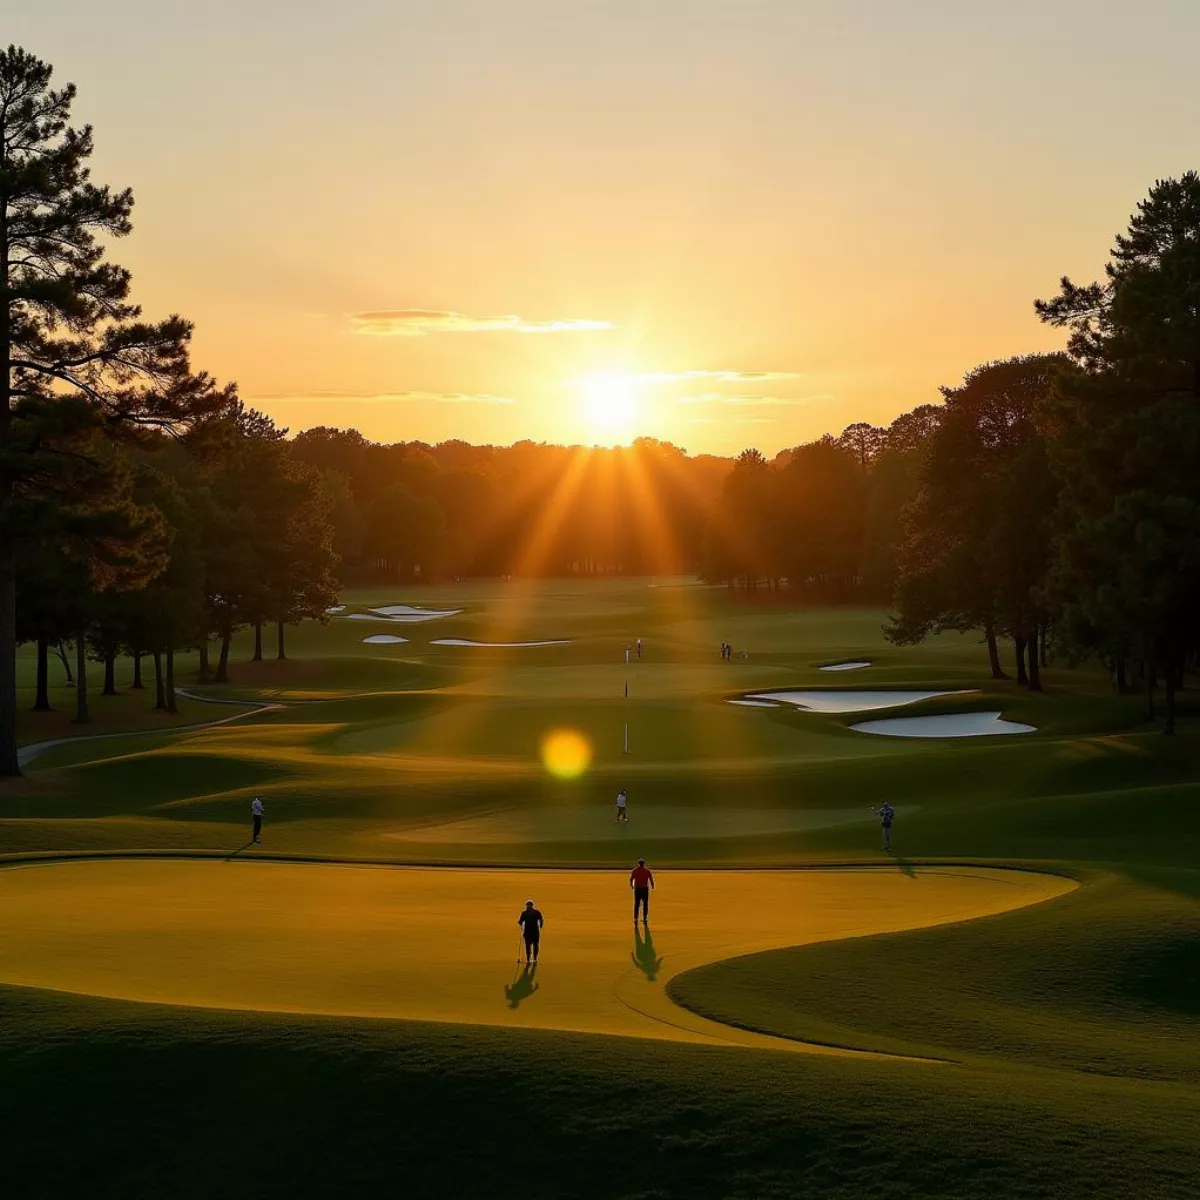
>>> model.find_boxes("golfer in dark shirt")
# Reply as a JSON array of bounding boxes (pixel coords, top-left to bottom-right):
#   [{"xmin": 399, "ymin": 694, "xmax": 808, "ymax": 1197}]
[{"xmin": 518, "ymin": 900, "xmax": 543, "ymax": 963}]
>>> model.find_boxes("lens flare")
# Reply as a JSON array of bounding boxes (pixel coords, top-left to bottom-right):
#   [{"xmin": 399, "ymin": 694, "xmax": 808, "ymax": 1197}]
[{"xmin": 541, "ymin": 728, "xmax": 592, "ymax": 779}]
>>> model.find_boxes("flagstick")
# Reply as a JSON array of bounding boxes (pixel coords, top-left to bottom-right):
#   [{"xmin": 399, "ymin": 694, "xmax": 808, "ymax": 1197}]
[{"xmin": 623, "ymin": 675, "xmax": 630, "ymax": 753}]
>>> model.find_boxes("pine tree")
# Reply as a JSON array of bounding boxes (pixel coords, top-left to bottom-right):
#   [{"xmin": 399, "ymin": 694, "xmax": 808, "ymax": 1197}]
[
  {"xmin": 1, "ymin": 46, "xmax": 213, "ymax": 772},
  {"xmin": 1038, "ymin": 173, "xmax": 1200, "ymax": 731}
]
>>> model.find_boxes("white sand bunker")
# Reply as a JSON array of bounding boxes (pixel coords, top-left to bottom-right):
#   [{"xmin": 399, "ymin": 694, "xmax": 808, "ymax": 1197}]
[
  {"xmin": 851, "ymin": 711, "xmax": 1036, "ymax": 738},
  {"xmin": 431, "ymin": 638, "xmax": 570, "ymax": 648},
  {"xmin": 362, "ymin": 634, "xmax": 408, "ymax": 645},
  {"xmin": 326, "ymin": 604, "xmax": 345, "ymax": 614},
  {"xmin": 819, "ymin": 660, "xmax": 871, "ymax": 672},
  {"xmin": 748, "ymin": 689, "xmax": 973, "ymax": 714},
  {"xmin": 372, "ymin": 605, "xmax": 461, "ymax": 618},
  {"xmin": 728, "ymin": 699, "xmax": 781, "ymax": 709},
  {"xmin": 346, "ymin": 606, "xmax": 462, "ymax": 624}
]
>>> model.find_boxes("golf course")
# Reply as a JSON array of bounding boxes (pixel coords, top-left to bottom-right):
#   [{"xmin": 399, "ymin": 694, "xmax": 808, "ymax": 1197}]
[{"xmin": 3, "ymin": 578, "xmax": 1198, "ymax": 1198}]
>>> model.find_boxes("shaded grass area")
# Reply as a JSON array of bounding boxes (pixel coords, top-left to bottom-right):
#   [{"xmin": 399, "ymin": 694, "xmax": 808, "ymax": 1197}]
[
  {"xmin": 2, "ymin": 985, "xmax": 1197, "ymax": 1200},
  {"xmin": 670, "ymin": 867, "xmax": 1200, "ymax": 1082}
]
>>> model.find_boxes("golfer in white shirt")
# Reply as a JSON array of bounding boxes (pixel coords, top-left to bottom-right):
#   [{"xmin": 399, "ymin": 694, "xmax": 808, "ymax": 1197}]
[{"xmin": 251, "ymin": 797, "xmax": 264, "ymax": 843}]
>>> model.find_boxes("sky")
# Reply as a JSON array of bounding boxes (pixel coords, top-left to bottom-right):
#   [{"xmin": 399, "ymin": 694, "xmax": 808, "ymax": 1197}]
[{"xmin": 10, "ymin": 1, "xmax": 1200, "ymax": 454}]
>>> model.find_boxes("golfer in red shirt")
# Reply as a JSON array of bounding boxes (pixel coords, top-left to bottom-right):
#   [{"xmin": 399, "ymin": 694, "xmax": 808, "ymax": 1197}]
[{"xmin": 629, "ymin": 858, "xmax": 654, "ymax": 924}]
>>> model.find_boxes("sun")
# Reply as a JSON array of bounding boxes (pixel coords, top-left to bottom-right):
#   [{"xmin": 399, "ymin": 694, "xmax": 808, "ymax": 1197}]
[{"xmin": 580, "ymin": 373, "xmax": 639, "ymax": 442}]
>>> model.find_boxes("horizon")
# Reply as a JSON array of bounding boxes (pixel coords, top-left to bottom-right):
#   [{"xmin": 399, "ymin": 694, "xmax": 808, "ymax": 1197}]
[{"xmin": 10, "ymin": 1, "xmax": 1200, "ymax": 454}]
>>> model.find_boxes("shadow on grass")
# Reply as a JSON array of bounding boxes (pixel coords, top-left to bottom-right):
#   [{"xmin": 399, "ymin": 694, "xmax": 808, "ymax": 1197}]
[
  {"xmin": 893, "ymin": 855, "xmax": 917, "ymax": 878},
  {"xmin": 632, "ymin": 926, "xmax": 665, "ymax": 981},
  {"xmin": 504, "ymin": 963, "xmax": 539, "ymax": 1009}
]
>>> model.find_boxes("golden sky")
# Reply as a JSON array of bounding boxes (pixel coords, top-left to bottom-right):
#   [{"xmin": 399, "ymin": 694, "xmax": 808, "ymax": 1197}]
[{"xmin": 13, "ymin": 1, "xmax": 1200, "ymax": 453}]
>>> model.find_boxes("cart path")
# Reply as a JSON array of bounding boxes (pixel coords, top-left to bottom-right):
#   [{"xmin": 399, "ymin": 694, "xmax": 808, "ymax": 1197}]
[{"xmin": 17, "ymin": 690, "xmax": 281, "ymax": 767}]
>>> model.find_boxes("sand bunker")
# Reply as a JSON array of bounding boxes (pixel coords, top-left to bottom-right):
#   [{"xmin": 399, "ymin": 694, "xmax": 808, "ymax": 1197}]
[
  {"xmin": 0, "ymin": 859, "xmax": 1072, "ymax": 1057},
  {"xmin": 432, "ymin": 638, "xmax": 571, "ymax": 648},
  {"xmin": 819, "ymin": 661, "xmax": 871, "ymax": 672},
  {"xmin": 346, "ymin": 609, "xmax": 462, "ymax": 624},
  {"xmin": 727, "ymin": 699, "xmax": 781, "ymax": 709},
  {"xmin": 326, "ymin": 604, "xmax": 345, "ymax": 614},
  {"xmin": 362, "ymin": 634, "xmax": 408, "ymax": 645},
  {"xmin": 372, "ymin": 605, "xmax": 462, "ymax": 619},
  {"xmin": 343, "ymin": 605, "xmax": 462, "ymax": 625},
  {"xmin": 748, "ymin": 689, "xmax": 972, "ymax": 714},
  {"xmin": 851, "ymin": 711, "xmax": 1036, "ymax": 738}
]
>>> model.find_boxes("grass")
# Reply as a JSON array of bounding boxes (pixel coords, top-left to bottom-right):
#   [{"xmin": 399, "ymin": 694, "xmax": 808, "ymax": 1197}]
[{"xmin": 2, "ymin": 576, "xmax": 1198, "ymax": 1197}]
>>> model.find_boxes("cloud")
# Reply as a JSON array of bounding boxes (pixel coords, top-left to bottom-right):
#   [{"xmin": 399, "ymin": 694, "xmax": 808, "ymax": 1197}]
[
  {"xmin": 350, "ymin": 309, "xmax": 613, "ymax": 336},
  {"xmin": 637, "ymin": 369, "xmax": 799, "ymax": 384},
  {"xmin": 676, "ymin": 393, "xmax": 834, "ymax": 407},
  {"xmin": 249, "ymin": 389, "xmax": 516, "ymax": 405}
]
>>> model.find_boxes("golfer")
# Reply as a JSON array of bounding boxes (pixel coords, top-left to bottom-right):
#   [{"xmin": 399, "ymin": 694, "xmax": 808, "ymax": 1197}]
[
  {"xmin": 630, "ymin": 858, "xmax": 654, "ymax": 924},
  {"xmin": 872, "ymin": 802, "xmax": 895, "ymax": 851},
  {"xmin": 518, "ymin": 899, "xmax": 543, "ymax": 964},
  {"xmin": 616, "ymin": 787, "xmax": 629, "ymax": 823},
  {"xmin": 636, "ymin": 637, "xmax": 643, "ymax": 659},
  {"xmin": 251, "ymin": 796, "xmax": 264, "ymax": 843}
]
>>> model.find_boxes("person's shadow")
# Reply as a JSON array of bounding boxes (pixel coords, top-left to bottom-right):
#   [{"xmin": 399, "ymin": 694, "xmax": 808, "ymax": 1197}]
[
  {"xmin": 226, "ymin": 838, "xmax": 256, "ymax": 860},
  {"xmin": 504, "ymin": 963, "xmax": 539, "ymax": 1009},
  {"xmin": 631, "ymin": 925, "xmax": 665, "ymax": 981}
]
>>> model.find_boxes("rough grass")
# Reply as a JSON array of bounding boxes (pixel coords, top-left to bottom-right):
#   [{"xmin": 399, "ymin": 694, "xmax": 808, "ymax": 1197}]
[{"xmin": 3, "ymin": 987, "xmax": 1197, "ymax": 1200}]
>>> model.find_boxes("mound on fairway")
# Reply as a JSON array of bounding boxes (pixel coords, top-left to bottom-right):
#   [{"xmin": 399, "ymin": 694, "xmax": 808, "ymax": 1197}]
[
  {"xmin": 747, "ymin": 689, "xmax": 972, "ymax": 713},
  {"xmin": 0, "ymin": 859, "xmax": 1072, "ymax": 1055},
  {"xmin": 851, "ymin": 712, "xmax": 1036, "ymax": 738}
]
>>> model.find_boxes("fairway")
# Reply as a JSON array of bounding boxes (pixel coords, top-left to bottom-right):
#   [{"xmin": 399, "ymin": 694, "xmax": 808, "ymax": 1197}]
[{"xmin": 0, "ymin": 858, "xmax": 1072, "ymax": 1054}]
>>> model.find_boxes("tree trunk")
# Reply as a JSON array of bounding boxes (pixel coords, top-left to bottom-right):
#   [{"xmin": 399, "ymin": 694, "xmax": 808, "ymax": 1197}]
[
  {"xmin": 0, "ymin": 342, "xmax": 20, "ymax": 772},
  {"xmin": 132, "ymin": 647, "xmax": 144, "ymax": 690},
  {"xmin": 57, "ymin": 640, "xmax": 74, "ymax": 685},
  {"xmin": 73, "ymin": 634, "xmax": 89, "ymax": 724},
  {"xmin": 1147, "ymin": 660, "xmax": 1156, "ymax": 722},
  {"xmin": 1114, "ymin": 657, "xmax": 1128, "ymax": 694},
  {"xmin": 33, "ymin": 636, "xmax": 51, "ymax": 711},
  {"xmin": 166, "ymin": 639, "xmax": 178, "ymax": 714},
  {"xmin": 153, "ymin": 649, "xmax": 166, "ymax": 710},
  {"xmin": 216, "ymin": 632, "xmax": 231, "ymax": 683},
  {"xmin": 253, "ymin": 620, "xmax": 263, "ymax": 662},
  {"xmin": 1027, "ymin": 628, "xmax": 1042, "ymax": 692},
  {"xmin": 198, "ymin": 639, "xmax": 211, "ymax": 683},
  {"xmin": 276, "ymin": 620, "xmax": 286, "ymax": 660},
  {"xmin": 102, "ymin": 649, "xmax": 117, "ymax": 696},
  {"xmin": 985, "ymin": 620, "xmax": 1007, "ymax": 680},
  {"xmin": 1039, "ymin": 625, "xmax": 1049, "ymax": 669},
  {"xmin": 1164, "ymin": 667, "xmax": 1176, "ymax": 736},
  {"xmin": 1014, "ymin": 637, "xmax": 1028, "ymax": 687}
]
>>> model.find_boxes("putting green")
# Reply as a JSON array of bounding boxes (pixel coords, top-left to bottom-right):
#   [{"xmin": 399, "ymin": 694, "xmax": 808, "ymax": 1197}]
[{"xmin": 0, "ymin": 859, "xmax": 1073, "ymax": 1057}]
